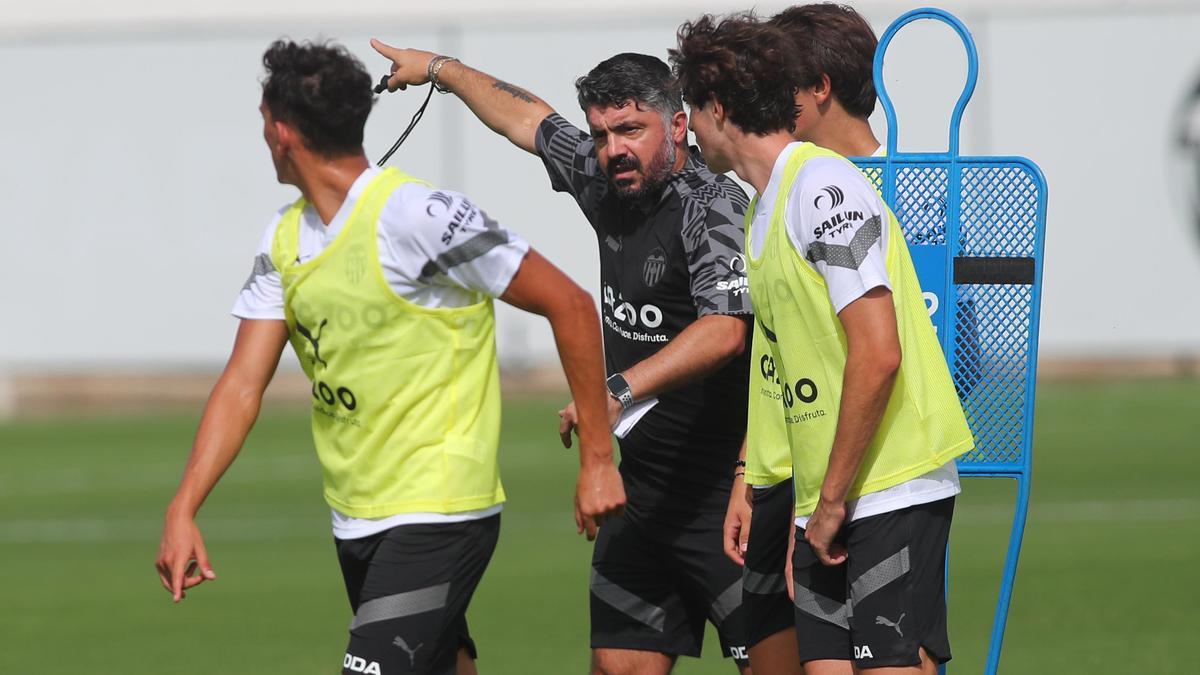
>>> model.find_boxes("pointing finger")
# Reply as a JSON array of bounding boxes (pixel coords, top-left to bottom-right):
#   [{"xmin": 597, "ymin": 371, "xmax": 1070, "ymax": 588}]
[{"xmin": 369, "ymin": 38, "xmax": 397, "ymax": 59}]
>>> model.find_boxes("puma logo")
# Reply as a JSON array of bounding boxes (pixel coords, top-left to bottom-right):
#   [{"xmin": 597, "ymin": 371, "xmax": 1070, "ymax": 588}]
[
  {"xmin": 392, "ymin": 636, "xmax": 424, "ymax": 667},
  {"xmin": 875, "ymin": 612, "xmax": 906, "ymax": 637},
  {"xmin": 295, "ymin": 318, "xmax": 328, "ymax": 368}
]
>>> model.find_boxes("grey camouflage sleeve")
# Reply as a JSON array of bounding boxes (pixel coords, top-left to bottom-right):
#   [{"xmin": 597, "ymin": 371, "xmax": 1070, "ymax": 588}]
[
  {"xmin": 534, "ymin": 113, "xmax": 607, "ymax": 214},
  {"xmin": 682, "ymin": 192, "xmax": 753, "ymax": 317}
]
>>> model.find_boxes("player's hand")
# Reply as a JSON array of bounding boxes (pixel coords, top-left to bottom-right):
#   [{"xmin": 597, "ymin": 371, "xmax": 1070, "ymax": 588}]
[
  {"xmin": 156, "ymin": 514, "xmax": 216, "ymax": 603},
  {"xmin": 722, "ymin": 474, "xmax": 752, "ymax": 565},
  {"xmin": 605, "ymin": 395, "xmax": 622, "ymax": 429},
  {"xmin": 558, "ymin": 400, "xmax": 579, "ymax": 448},
  {"xmin": 574, "ymin": 459, "xmax": 625, "ymax": 541},
  {"xmin": 804, "ymin": 499, "xmax": 848, "ymax": 566},
  {"xmin": 369, "ymin": 39, "xmax": 438, "ymax": 93}
]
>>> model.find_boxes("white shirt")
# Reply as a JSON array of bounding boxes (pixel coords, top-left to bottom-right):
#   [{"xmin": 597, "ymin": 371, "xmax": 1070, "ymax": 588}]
[
  {"xmin": 750, "ymin": 143, "xmax": 960, "ymax": 526},
  {"xmin": 233, "ymin": 167, "xmax": 530, "ymax": 539}
]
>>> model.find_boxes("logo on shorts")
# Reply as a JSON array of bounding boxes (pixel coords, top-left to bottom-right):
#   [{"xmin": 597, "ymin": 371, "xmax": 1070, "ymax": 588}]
[
  {"xmin": 343, "ymin": 653, "xmax": 382, "ymax": 675},
  {"xmin": 295, "ymin": 318, "xmax": 328, "ymax": 368},
  {"xmin": 392, "ymin": 636, "xmax": 424, "ymax": 667},
  {"xmin": 876, "ymin": 612, "xmax": 906, "ymax": 637},
  {"xmin": 643, "ymin": 247, "xmax": 666, "ymax": 287},
  {"xmin": 854, "ymin": 644, "xmax": 875, "ymax": 660},
  {"xmin": 814, "ymin": 184, "xmax": 845, "ymax": 210}
]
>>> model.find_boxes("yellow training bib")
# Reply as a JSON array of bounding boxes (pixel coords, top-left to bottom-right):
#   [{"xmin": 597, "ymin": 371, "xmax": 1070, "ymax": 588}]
[
  {"xmin": 744, "ymin": 194, "xmax": 793, "ymax": 487},
  {"xmin": 745, "ymin": 144, "xmax": 973, "ymax": 516},
  {"xmin": 271, "ymin": 168, "xmax": 505, "ymax": 518}
]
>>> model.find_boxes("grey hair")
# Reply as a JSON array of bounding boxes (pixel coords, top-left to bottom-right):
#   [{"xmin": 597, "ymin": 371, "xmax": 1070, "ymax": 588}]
[{"xmin": 574, "ymin": 52, "xmax": 684, "ymax": 118}]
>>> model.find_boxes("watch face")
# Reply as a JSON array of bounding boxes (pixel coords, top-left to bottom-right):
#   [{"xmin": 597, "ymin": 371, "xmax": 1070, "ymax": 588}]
[{"xmin": 607, "ymin": 374, "xmax": 628, "ymax": 393}]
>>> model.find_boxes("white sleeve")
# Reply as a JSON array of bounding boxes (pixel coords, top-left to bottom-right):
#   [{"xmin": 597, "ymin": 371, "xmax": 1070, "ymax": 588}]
[
  {"xmin": 785, "ymin": 158, "xmax": 892, "ymax": 313},
  {"xmin": 231, "ymin": 211, "xmax": 286, "ymax": 320},
  {"xmin": 379, "ymin": 184, "xmax": 530, "ymax": 299}
]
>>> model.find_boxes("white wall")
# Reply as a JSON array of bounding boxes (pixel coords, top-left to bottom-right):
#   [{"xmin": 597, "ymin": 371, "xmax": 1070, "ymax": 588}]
[{"xmin": 2, "ymin": 3, "xmax": 1198, "ymax": 372}]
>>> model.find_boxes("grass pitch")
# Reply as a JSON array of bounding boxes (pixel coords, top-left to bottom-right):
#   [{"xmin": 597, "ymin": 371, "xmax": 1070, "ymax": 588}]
[{"xmin": 1, "ymin": 379, "xmax": 1197, "ymax": 674}]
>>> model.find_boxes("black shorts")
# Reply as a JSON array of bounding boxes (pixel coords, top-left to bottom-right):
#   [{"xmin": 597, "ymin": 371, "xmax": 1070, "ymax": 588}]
[
  {"xmin": 335, "ymin": 515, "xmax": 500, "ymax": 675},
  {"xmin": 590, "ymin": 511, "xmax": 748, "ymax": 663},
  {"xmin": 742, "ymin": 478, "xmax": 795, "ymax": 648},
  {"xmin": 791, "ymin": 497, "xmax": 954, "ymax": 668}
]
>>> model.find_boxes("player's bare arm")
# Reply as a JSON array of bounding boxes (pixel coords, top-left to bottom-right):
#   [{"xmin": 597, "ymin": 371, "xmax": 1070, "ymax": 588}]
[
  {"xmin": 499, "ymin": 248, "xmax": 625, "ymax": 541},
  {"xmin": 804, "ymin": 287, "xmax": 901, "ymax": 566},
  {"xmin": 371, "ymin": 39, "xmax": 553, "ymax": 154},
  {"xmin": 156, "ymin": 318, "xmax": 289, "ymax": 602},
  {"xmin": 722, "ymin": 437, "xmax": 752, "ymax": 565}
]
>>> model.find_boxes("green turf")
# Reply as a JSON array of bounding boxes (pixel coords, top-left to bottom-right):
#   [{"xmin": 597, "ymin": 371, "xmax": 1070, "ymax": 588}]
[{"xmin": 1, "ymin": 379, "xmax": 1197, "ymax": 674}]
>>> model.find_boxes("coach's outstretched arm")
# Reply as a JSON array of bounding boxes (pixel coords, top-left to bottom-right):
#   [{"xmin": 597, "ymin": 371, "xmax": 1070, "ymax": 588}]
[
  {"xmin": 558, "ymin": 313, "xmax": 750, "ymax": 442},
  {"xmin": 156, "ymin": 319, "xmax": 289, "ymax": 602},
  {"xmin": 499, "ymin": 249, "xmax": 625, "ymax": 541},
  {"xmin": 371, "ymin": 39, "xmax": 553, "ymax": 154}
]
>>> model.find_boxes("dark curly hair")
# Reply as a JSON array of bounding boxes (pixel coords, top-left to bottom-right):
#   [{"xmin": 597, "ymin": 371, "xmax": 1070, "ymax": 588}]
[
  {"xmin": 670, "ymin": 14, "xmax": 801, "ymax": 135},
  {"xmin": 771, "ymin": 4, "xmax": 878, "ymax": 119},
  {"xmin": 574, "ymin": 53, "xmax": 683, "ymax": 117},
  {"xmin": 261, "ymin": 40, "xmax": 373, "ymax": 157}
]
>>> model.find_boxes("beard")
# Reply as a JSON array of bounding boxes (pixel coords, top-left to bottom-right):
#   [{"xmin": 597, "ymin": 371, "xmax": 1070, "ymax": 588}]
[{"xmin": 608, "ymin": 138, "xmax": 677, "ymax": 204}]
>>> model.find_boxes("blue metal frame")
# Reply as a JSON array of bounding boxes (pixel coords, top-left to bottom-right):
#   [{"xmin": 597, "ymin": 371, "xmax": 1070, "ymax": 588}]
[{"xmin": 850, "ymin": 8, "xmax": 1048, "ymax": 674}]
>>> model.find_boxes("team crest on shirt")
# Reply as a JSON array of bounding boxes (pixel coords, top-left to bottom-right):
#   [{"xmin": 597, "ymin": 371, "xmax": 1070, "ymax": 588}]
[
  {"xmin": 643, "ymin": 247, "xmax": 666, "ymax": 287},
  {"xmin": 344, "ymin": 245, "xmax": 367, "ymax": 285}
]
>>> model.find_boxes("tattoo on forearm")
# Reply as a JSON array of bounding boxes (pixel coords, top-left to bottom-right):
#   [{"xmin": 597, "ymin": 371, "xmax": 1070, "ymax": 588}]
[{"xmin": 493, "ymin": 81, "xmax": 536, "ymax": 103}]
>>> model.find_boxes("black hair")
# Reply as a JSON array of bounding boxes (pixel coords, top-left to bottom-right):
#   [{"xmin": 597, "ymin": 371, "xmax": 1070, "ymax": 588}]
[{"xmin": 261, "ymin": 40, "xmax": 373, "ymax": 157}]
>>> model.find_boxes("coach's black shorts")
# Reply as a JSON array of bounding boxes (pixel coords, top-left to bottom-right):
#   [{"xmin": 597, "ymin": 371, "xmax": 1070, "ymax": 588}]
[
  {"xmin": 590, "ymin": 511, "xmax": 748, "ymax": 664},
  {"xmin": 792, "ymin": 497, "xmax": 954, "ymax": 668},
  {"xmin": 742, "ymin": 478, "xmax": 795, "ymax": 648},
  {"xmin": 335, "ymin": 515, "xmax": 500, "ymax": 675}
]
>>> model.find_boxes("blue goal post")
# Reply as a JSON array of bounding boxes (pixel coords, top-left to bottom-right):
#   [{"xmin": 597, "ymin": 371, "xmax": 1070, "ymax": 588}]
[{"xmin": 851, "ymin": 8, "xmax": 1048, "ymax": 674}]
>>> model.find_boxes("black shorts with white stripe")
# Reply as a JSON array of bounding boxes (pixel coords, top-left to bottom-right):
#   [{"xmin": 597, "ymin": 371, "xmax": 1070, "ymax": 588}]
[
  {"xmin": 791, "ymin": 497, "xmax": 954, "ymax": 668},
  {"xmin": 590, "ymin": 510, "xmax": 749, "ymax": 663},
  {"xmin": 742, "ymin": 478, "xmax": 796, "ymax": 648},
  {"xmin": 335, "ymin": 515, "xmax": 500, "ymax": 675}
]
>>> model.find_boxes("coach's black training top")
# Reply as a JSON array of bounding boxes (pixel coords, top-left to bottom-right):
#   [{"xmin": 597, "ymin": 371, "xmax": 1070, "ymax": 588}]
[{"xmin": 536, "ymin": 112, "xmax": 752, "ymax": 525}]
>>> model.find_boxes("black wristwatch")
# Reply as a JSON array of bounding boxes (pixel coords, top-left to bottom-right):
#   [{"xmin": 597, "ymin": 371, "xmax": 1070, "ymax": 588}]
[{"xmin": 606, "ymin": 373, "xmax": 634, "ymax": 411}]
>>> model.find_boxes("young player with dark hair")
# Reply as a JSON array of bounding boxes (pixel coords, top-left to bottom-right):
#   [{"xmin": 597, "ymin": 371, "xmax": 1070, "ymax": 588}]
[
  {"xmin": 723, "ymin": 6, "xmax": 886, "ymax": 673},
  {"xmin": 772, "ymin": 3, "xmax": 882, "ymax": 156},
  {"xmin": 155, "ymin": 39, "xmax": 624, "ymax": 675},
  {"xmin": 673, "ymin": 15, "xmax": 972, "ymax": 675}
]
